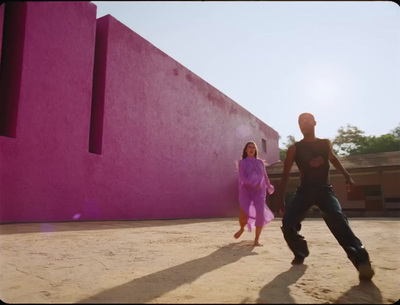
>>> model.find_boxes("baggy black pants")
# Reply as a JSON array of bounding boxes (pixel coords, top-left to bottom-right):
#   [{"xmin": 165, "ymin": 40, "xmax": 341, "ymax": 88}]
[{"xmin": 281, "ymin": 184, "xmax": 371, "ymax": 269}]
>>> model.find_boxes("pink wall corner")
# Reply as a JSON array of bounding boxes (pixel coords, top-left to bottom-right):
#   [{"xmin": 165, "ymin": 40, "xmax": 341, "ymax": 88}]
[
  {"xmin": 0, "ymin": 3, "xmax": 4, "ymax": 66},
  {"xmin": 0, "ymin": 2, "xmax": 97, "ymax": 222},
  {"xmin": 80, "ymin": 15, "xmax": 279, "ymax": 221},
  {"xmin": 0, "ymin": 2, "xmax": 26, "ymax": 137}
]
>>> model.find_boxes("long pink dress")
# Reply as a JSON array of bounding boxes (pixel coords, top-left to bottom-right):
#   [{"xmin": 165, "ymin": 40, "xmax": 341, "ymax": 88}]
[{"xmin": 238, "ymin": 156, "xmax": 275, "ymax": 232}]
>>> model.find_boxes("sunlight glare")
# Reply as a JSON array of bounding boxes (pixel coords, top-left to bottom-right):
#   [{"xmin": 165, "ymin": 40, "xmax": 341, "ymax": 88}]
[{"xmin": 308, "ymin": 77, "xmax": 339, "ymax": 105}]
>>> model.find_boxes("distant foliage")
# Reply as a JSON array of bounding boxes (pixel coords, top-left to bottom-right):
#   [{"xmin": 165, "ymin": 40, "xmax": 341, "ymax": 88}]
[
  {"xmin": 348, "ymin": 134, "xmax": 400, "ymax": 155},
  {"xmin": 284, "ymin": 135, "xmax": 296, "ymax": 148},
  {"xmin": 280, "ymin": 135, "xmax": 297, "ymax": 160},
  {"xmin": 279, "ymin": 148, "xmax": 287, "ymax": 161},
  {"xmin": 391, "ymin": 124, "xmax": 400, "ymax": 139},
  {"xmin": 279, "ymin": 123, "xmax": 400, "ymax": 159},
  {"xmin": 332, "ymin": 124, "xmax": 365, "ymax": 156},
  {"xmin": 332, "ymin": 124, "xmax": 400, "ymax": 156}
]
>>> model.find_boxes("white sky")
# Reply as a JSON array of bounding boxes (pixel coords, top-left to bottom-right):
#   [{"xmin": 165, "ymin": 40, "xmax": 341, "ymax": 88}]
[{"xmin": 92, "ymin": 1, "xmax": 400, "ymax": 148}]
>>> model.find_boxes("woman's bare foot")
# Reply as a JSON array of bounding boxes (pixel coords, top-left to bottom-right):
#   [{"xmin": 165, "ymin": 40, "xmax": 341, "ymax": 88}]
[
  {"xmin": 234, "ymin": 228, "xmax": 244, "ymax": 239},
  {"xmin": 254, "ymin": 241, "xmax": 263, "ymax": 246}
]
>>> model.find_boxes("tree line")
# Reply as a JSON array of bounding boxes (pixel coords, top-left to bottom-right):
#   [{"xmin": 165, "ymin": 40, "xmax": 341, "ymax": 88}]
[{"xmin": 279, "ymin": 123, "xmax": 400, "ymax": 160}]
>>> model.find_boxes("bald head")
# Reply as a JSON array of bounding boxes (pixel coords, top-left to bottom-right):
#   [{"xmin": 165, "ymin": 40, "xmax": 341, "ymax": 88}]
[
  {"xmin": 298, "ymin": 113, "xmax": 316, "ymax": 137},
  {"xmin": 298, "ymin": 113, "xmax": 315, "ymax": 123}
]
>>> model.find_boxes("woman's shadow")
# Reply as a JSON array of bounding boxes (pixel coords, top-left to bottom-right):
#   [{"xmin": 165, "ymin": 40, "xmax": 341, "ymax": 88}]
[
  {"xmin": 256, "ymin": 264, "xmax": 308, "ymax": 304},
  {"xmin": 77, "ymin": 241, "xmax": 257, "ymax": 303}
]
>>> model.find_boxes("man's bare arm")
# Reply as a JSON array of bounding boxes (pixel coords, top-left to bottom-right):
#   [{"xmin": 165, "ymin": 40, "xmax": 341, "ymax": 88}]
[
  {"xmin": 277, "ymin": 145, "xmax": 296, "ymax": 213},
  {"xmin": 326, "ymin": 139, "xmax": 355, "ymax": 188}
]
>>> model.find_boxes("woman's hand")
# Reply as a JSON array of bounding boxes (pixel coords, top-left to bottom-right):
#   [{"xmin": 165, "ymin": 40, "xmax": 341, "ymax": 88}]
[{"xmin": 267, "ymin": 184, "xmax": 275, "ymax": 195}]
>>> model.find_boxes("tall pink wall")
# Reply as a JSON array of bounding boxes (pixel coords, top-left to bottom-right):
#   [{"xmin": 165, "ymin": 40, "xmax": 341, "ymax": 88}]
[
  {"xmin": 0, "ymin": 2, "xmax": 279, "ymax": 223},
  {"xmin": 0, "ymin": 3, "xmax": 4, "ymax": 66},
  {"xmin": 0, "ymin": 2, "xmax": 97, "ymax": 222}
]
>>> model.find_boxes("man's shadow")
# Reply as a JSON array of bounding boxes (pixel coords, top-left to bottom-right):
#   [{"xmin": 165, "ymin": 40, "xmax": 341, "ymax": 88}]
[
  {"xmin": 77, "ymin": 241, "xmax": 257, "ymax": 303},
  {"xmin": 335, "ymin": 280, "xmax": 382, "ymax": 304},
  {"xmin": 255, "ymin": 264, "xmax": 308, "ymax": 304}
]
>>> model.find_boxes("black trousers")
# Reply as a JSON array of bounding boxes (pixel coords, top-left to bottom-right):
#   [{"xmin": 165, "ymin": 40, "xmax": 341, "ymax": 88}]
[{"xmin": 281, "ymin": 184, "xmax": 371, "ymax": 269}]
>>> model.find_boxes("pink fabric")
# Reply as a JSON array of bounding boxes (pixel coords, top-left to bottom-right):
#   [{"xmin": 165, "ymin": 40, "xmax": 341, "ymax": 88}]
[{"xmin": 238, "ymin": 157, "xmax": 275, "ymax": 232}]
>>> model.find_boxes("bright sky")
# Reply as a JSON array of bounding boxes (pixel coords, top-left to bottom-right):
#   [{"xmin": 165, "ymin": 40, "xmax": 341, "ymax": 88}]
[{"xmin": 92, "ymin": 1, "xmax": 400, "ymax": 148}]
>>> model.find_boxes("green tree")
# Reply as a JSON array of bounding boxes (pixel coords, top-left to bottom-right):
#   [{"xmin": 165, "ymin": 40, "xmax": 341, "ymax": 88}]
[
  {"xmin": 279, "ymin": 148, "xmax": 286, "ymax": 161},
  {"xmin": 279, "ymin": 135, "xmax": 296, "ymax": 160},
  {"xmin": 391, "ymin": 124, "xmax": 400, "ymax": 139},
  {"xmin": 332, "ymin": 124, "xmax": 365, "ymax": 156},
  {"xmin": 332, "ymin": 123, "xmax": 400, "ymax": 155},
  {"xmin": 285, "ymin": 135, "xmax": 296, "ymax": 147},
  {"xmin": 350, "ymin": 134, "xmax": 400, "ymax": 155}
]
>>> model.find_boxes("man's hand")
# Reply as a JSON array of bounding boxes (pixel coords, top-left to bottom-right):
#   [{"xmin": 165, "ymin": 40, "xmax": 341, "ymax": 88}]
[
  {"xmin": 276, "ymin": 194, "xmax": 285, "ymax": 217},
  {"xmin": 345, "ymin": 175, "xmax": 356, "ymax": 192}
]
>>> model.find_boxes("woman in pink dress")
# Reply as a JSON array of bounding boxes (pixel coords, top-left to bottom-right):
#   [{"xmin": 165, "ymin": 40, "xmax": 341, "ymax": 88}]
[{"xmin": 234, "ymin": 141, "xmax": 275, "ymax": 246}]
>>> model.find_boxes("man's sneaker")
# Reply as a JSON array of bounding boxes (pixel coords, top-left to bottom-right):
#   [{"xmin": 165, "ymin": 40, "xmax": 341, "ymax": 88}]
[
  {"xmin": 291, "ymin": 256, "xmax": 305, "ymax": 265},
  {"xmin": 358, "ymin": 263, "xmax": 375, "ymax": 281}
]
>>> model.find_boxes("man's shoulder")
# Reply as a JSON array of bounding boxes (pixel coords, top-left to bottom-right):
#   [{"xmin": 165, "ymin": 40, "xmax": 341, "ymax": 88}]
[
  {"xmin": 316, "ymin": 138, "xmax": 332, "ymax": 146},
  {"xmin": 293, "ymin": 140, "xmax": 302, "ymax": 148}
]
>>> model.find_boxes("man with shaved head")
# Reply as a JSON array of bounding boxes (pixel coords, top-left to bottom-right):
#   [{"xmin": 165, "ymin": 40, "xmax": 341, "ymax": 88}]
[{"xmin": 277, "ymin": 113, "xmax": 374, "ymax": 281}]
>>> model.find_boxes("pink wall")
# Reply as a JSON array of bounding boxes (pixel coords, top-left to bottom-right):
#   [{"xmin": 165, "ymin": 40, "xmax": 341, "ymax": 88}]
[
  {"xmin": 0, "ymin": 3, "xmax": 4, "ymax": 66},
  {"xmin": 0, "ymin": 2, "xmax": 279, "ymax": 223},
  {"xmin": 0, "ymin": 2, "xmax": 97, "ymax": 222}
]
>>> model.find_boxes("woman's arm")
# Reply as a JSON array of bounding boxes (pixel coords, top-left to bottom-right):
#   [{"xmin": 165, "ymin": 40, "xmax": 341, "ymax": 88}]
[{"xmin": 262, "ymin": 160, "xmax": 275, "ymax": 194}]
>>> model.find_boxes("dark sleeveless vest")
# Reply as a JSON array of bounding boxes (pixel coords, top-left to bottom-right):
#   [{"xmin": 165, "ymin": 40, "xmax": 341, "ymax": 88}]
[{"xmin": 294, "ymin": 138, "xmax": 330, "ymax": 186}]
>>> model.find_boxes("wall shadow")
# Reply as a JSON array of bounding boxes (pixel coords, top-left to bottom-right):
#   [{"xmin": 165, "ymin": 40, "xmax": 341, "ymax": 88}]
[
  {"xmin": 256, "ymin": 264, "xmax": 308, "ymax": 304},
  {"xmin": 76, "ymin": 241, "xmax": 257, "ymax": 303},
  {"xmin": 334, "ymin": 280, "xmax": 382, "ymax": 304},
  {"xmin": 0, "ymin": 217, "xmax": 233, "ymax": 235}
]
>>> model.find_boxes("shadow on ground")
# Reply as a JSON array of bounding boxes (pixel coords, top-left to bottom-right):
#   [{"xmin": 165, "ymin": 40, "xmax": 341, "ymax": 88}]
[
  {"xmin": 255, "ymin": 264, "xmax": 308, "ymax": 304},
  {"xmin": 76, "ymin": 241, "xmax": 257, "ymax": 303},
  {"xmin": 335, "ymin": 280, "xmax": 382, "ymax": 304},
  {"xmin": 255, "ymin": 265, "xmax": 383, "ymax": 304}
]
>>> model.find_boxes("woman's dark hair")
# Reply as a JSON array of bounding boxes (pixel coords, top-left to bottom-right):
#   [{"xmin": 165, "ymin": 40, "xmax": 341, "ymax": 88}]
[{"xmin": 242, "ymin": 141, "xmax": 258, "ymax": 159}]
